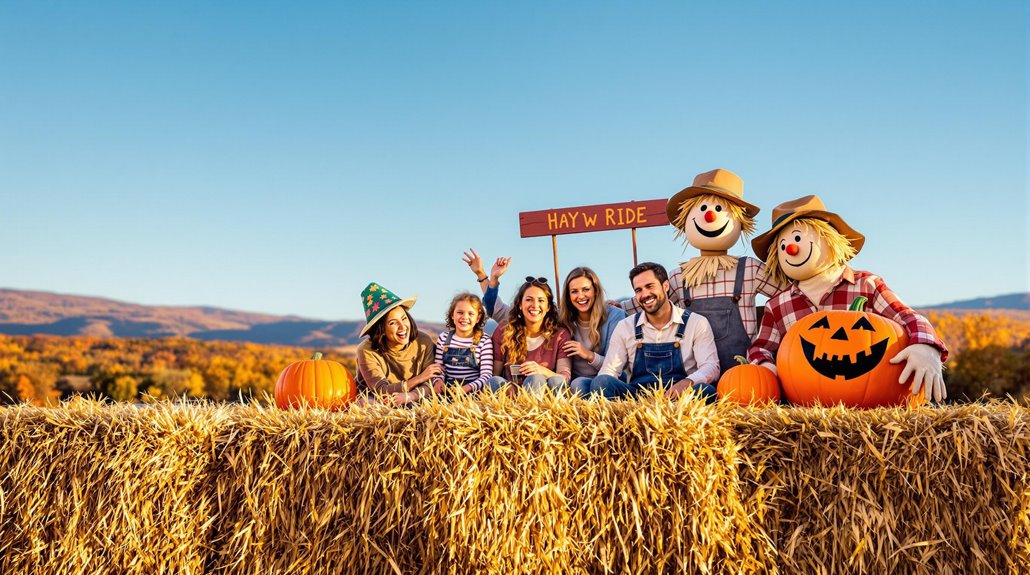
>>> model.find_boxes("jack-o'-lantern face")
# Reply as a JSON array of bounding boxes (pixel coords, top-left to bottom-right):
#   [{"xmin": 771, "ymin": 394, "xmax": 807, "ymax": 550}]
[
  {"xmin": 683, "ymin": 199, "xmax": 742, "ymax": 251},
  {"xmin": 777, "ymin": 297, "xmax": 914, "ymax": 408},
  {"xmin": 799, "ymin": 313, "xmax": 888, "ymax": 380}
]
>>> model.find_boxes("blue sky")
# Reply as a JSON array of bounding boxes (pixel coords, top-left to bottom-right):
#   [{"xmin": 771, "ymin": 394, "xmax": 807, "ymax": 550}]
[{"xmin": 1, "ymin": 1, "xmax": 1026, "ymax": 323}]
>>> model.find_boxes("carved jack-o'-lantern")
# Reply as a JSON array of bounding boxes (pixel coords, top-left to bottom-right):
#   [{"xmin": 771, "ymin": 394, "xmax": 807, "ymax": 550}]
[{"xmin": 777, "ymin": 297, "xmax": 917, "ymax": 408}]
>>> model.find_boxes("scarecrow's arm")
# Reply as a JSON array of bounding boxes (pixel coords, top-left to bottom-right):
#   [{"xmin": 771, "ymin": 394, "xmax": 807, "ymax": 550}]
[
  {"xmin": 864, "ymin": 274, "xmax": 949, "ymax": 362},
  {"xmin": 753, "ymin": 258, "xmax": 790, "ymax": 296},
  {"xmin": 747, "ymin": 298, "xmax": 785, "ymax": 367}
]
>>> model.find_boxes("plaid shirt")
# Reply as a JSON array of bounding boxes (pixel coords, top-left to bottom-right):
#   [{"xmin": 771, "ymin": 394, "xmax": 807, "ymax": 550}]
[
  {"xmin": 622, "ymin": 256, "xmax": 786, "ymax": 338},
  {"xmin": 747, "ymin": 267, "xmax": 949, "ymax": 365}
]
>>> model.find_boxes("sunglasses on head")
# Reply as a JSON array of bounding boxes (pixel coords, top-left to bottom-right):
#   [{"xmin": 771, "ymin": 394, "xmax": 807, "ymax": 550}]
[{"xmin": 524, "ymin": 276, "xmax": 548, "ymax": 284}]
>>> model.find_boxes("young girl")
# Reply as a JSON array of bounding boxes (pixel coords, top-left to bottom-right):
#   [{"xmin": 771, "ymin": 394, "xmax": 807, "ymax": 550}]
[
  {"xmin": 487, "ymin": 277, "xmax": 572, "ymax": 393},
  {"xmin": 462, "ymin": 250, "xmax": 623, "ymax": 395},
  {"xmin": 558, "ymin": 267, "xmax": 627, "ymax": 395},
  {"xmin": 432, "ymin": 292, "xmax": 493, "ymax": 394}
]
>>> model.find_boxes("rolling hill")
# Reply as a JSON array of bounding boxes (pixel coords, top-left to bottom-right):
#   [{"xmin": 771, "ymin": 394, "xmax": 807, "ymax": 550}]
[
  {"xmin": 0, "ymin": 288, "xmax": 1025, "ymax": 348},
  {"xmin": 0, "ymin": 289, "xmax": 445, "ymax": 347}
]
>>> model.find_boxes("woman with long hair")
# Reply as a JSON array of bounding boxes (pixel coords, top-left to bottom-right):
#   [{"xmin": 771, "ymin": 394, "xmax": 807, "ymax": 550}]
[
  {"xmin": 464, "ymin": 250, "xmax": 626, "ymax": 396},
  {"xmin": 557, "ymin": 266, "xmax": 627, "ymax": 395},
  {"xmin": 486, "ymin": 276, "xmax": 572, "ymax": 393}
]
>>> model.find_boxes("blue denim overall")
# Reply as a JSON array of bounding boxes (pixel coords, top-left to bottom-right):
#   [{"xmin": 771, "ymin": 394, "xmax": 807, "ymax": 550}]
[
  {"xmin": 441, "ymin": 331, "xmax": 478, "ymax": 387},
  {"xmin": 683, "ymin": 256, "xmax": 750, "ymax": 374},
  {"xmin": 628, "ymin": 310, "xmax": 690, "ymax": 389},
  {"xmin": 590, "ymin": 310, "xmax": 716, "ymax": 402}
]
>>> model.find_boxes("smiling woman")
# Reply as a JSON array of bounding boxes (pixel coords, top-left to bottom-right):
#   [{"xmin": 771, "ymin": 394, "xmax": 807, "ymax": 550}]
[
  {"xmin": 355, "ymin": 282, "xmax": 441, "ymax": 406},
  {"xmin": 487, "ymin": 277, "xmax": 573, "ymax": 394}
]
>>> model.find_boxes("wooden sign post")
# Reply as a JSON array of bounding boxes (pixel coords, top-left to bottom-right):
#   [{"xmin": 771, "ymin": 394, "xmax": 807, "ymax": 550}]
[{"xmin": 518, "ymin": 199, "xmax": 670, "ymax": 301}]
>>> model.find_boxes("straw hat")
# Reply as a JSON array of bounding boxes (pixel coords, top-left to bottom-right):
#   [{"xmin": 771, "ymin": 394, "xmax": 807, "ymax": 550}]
[
  {"xmin": 665, "ymin": 168, "xmax": 761, "ymax": 222},
  {"xmin": 359, "ymin": 282, "xmax": 417, "ymax": 338},
  {"xmin": 750, "ymin": 195, "xmax": 865, "ymax": 261}
]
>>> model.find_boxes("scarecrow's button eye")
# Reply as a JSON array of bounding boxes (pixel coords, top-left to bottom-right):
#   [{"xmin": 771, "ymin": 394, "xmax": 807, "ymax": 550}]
[
  {"xmin": 811, "ymin": 316, "xmax": 831, "ymax": 329},
  {"xmin": 700, "ymin": 204, "xmax": 708, "ymax": 212},
  {"xmin": 794, "ymin": 235, "xmax": 801, "ymax": 243},
  {"xmin": 852, "ymin": 316, "xmax": 875, "ymax": 331},
  {"xmin": 715, "ymin": 205, "xmax": 722, "ymax": 212}
]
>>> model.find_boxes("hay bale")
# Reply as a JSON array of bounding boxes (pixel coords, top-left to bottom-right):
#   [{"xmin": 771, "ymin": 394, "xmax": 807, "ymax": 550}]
[
  {"xmin": 730, "ymin": 403, "xmax": 1030, "ymax": 575},
  {"xmin": 0, "ymin": 396, "xmax": 1027, "ymax": 574},
  {"xmin": 0, "ymin": 399, "xmax": 224, "ymax": 575},
  {"xmin": 207, "ymin": 392, "xmax": 772, "ymax": 574}
]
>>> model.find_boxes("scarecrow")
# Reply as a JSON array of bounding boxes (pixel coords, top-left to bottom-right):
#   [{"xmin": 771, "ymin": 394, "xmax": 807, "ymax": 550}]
[
  {"xmin": 622, "ymin": 168, "xmax": 787, "ymax": 373},
  {"xmin": 746, "ymin": 195, "xmax": 948, "ymax": 402}
]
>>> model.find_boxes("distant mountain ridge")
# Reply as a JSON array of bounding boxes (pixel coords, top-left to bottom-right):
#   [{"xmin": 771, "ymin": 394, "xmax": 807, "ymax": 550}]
[
  {"xmin": 0, "ymin": 288, "xmax": 445, "ymax": 348},
  {"xmin": 0, "ymin": 288, "xmax": 1024, "ymax": 348},
  {"xmin": 919, "ymin": 292, "xmax": 1029, "ymax": 311}
]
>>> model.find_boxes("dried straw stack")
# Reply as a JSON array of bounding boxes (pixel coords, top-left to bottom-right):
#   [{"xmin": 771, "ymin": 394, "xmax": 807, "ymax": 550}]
[
  {"xmin": 0, "ymin": 398, "xmax": 224, "ymax": 574},
  {"xmin": 731, "ymin": 403, "xmax": 1030, "ymax": 575},
  {"xmin": 0, "ymin": 396, "xmax": 1027, "ymax": 574}
]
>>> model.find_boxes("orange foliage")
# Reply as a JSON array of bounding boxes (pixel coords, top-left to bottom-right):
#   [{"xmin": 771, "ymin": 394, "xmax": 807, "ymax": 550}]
[
  {"xmin": 0, "ymin": 335, "xmax": 356, "ymax": 404},
  {"xmin": 923, "ymin": 311, "xmax": 1030, "ymax": 401}
]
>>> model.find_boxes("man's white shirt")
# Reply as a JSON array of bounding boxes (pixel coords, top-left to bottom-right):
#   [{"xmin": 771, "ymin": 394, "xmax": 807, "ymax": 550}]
[{"xmin": 598, "ymin": 303, "xmax": 721, "ymax": 385}]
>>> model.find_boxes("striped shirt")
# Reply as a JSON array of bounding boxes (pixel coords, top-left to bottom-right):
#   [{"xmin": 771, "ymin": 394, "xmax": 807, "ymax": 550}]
[
  {"xmin": 433, "ymin": 332, "xmax": 494, "ymax": 392},
  {"xmin": 621, "ymin": 256, "xmax": 785, "ymax": 339},
  {"xmin": 747, "ymin": 267, "xmax": 949, "ymax": 365}
]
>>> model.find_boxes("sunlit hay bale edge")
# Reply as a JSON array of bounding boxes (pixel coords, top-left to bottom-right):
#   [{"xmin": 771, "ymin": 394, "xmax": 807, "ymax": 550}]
[
  {"xmin": 729, "ymin": 402, "xmax": 1030, "ymax": 575},
  {"xmin": 0, "ymin": 396, "xmax": 1026, "ymax": 575}
]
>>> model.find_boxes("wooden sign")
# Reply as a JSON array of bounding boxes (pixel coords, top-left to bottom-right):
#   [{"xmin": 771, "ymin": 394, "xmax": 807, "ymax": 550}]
[{"xmin": 519, "ymin": 199, "xmax": 669, "ymax": 238}]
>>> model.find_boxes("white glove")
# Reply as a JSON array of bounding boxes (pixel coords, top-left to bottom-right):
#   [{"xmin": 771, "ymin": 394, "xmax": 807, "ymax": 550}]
[{"xmin": 890, "ymin": 343, "xmax": 946, "ymax": 403}]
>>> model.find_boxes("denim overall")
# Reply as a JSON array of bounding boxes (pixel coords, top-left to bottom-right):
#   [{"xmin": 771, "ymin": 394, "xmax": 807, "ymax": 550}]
[
  {"xmin": 441, "ymin": 331, "xmax": 478, "ymax": 386},
  {"xmin": 683, "ymin": 256, "xmax": 750, "ymax": 374},
  {"xmin": 628, "ymin": 310, "xmax": 691, "ymax": 389}
]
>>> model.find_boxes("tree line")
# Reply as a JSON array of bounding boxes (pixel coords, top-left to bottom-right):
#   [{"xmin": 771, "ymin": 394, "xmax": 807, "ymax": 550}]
[
  {"xmin": 0, "ymin": 335, "xmax": 355, "ymax": 405},
  {"xmin": 0, "ymin": 309, "xmax": 1025, "ymax": 405}
]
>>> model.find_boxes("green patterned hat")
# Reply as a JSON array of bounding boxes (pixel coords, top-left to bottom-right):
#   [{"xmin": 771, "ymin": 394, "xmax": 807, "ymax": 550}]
[{"xmin": 359, "ymin": 282, "xmax": 417, "ymax": 338}]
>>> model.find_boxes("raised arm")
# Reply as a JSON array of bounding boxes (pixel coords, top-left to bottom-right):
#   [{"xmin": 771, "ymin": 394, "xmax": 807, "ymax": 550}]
[
  {"xmin": 483, "ymin": 256, "xmax": 513, "ymax": 321},
  {"xmin": 462, "ymin": 248, "xmax": 492, "ymax": 296}
]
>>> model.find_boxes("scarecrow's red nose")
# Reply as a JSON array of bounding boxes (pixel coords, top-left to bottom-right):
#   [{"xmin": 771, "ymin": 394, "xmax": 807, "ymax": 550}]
[
  {"xmin": 704, "ymin": 211, "xmax": 717, "ymax": 223},
  {"xmin": 785, "ymin": 244, "xmax": 800, "ymax": 256}
]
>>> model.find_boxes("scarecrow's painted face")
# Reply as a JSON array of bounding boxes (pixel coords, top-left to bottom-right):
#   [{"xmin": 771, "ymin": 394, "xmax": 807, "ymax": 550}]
[
  {"xmin": 683, "ymin": 198, "xmax": 742, "ymax": 251},
  {"xmin": 776, "ymin": 223, "xmax": 833, "ymax": 281}
]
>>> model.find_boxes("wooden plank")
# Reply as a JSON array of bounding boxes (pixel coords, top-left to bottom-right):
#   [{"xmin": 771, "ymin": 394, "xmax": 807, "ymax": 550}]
[{"xmin": 518, "ymin": 199, "xmax": 670, "ymax": 238}]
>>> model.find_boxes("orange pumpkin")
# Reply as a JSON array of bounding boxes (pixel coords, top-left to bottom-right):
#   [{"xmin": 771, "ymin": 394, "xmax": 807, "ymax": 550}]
[
  {"xmin": 275, "ymin": 352, "xmax": 357, "ymax": 410},
  {"xmin": 777, "ymin": 296, "xmax": 915, "ymax": 408},
  {"xmin": 717, "ymin": 355, "xmax": 781, "ymax": 405}
]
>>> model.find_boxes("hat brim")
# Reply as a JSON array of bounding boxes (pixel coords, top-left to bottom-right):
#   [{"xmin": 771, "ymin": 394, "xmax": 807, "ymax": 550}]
[
  {"xmin": 666, "ymin": 185, "xmax": 761, "ymax": 223},
  {"xmin": 751, "ymin": 210, "xmax": 865, "ymax": 262},
  {"xmin": 359, "ymin": 296, "xmax": 417, "ymax": 338}
]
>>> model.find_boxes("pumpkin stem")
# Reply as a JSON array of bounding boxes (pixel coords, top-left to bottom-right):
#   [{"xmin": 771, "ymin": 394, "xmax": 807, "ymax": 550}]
[
  {"xmin": 311, "ymin": 352, "xmax": 323, "ymax": 361},
  {"xmin": 849, "ymin": 296, "xmax": 868, "ymax": 312},
  {"xmin": 734, "ymin": 355, "xmax": 749, "ymax": 366}
]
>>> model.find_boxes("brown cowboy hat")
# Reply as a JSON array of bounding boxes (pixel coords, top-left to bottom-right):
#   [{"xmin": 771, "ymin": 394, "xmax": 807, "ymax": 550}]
[
  {"xmin": 665, "ymin": 168, "xmax": 761, "ymax": 222},
  {"xmin": 750, "ymin": 195, "xmax": 865, "ymax": 261}
]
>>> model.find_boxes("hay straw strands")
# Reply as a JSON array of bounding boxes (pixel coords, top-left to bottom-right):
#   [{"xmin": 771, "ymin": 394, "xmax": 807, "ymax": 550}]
[{"xmin": 0, "ymin": 395, "xmax": 1026, "ymax": 574}]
